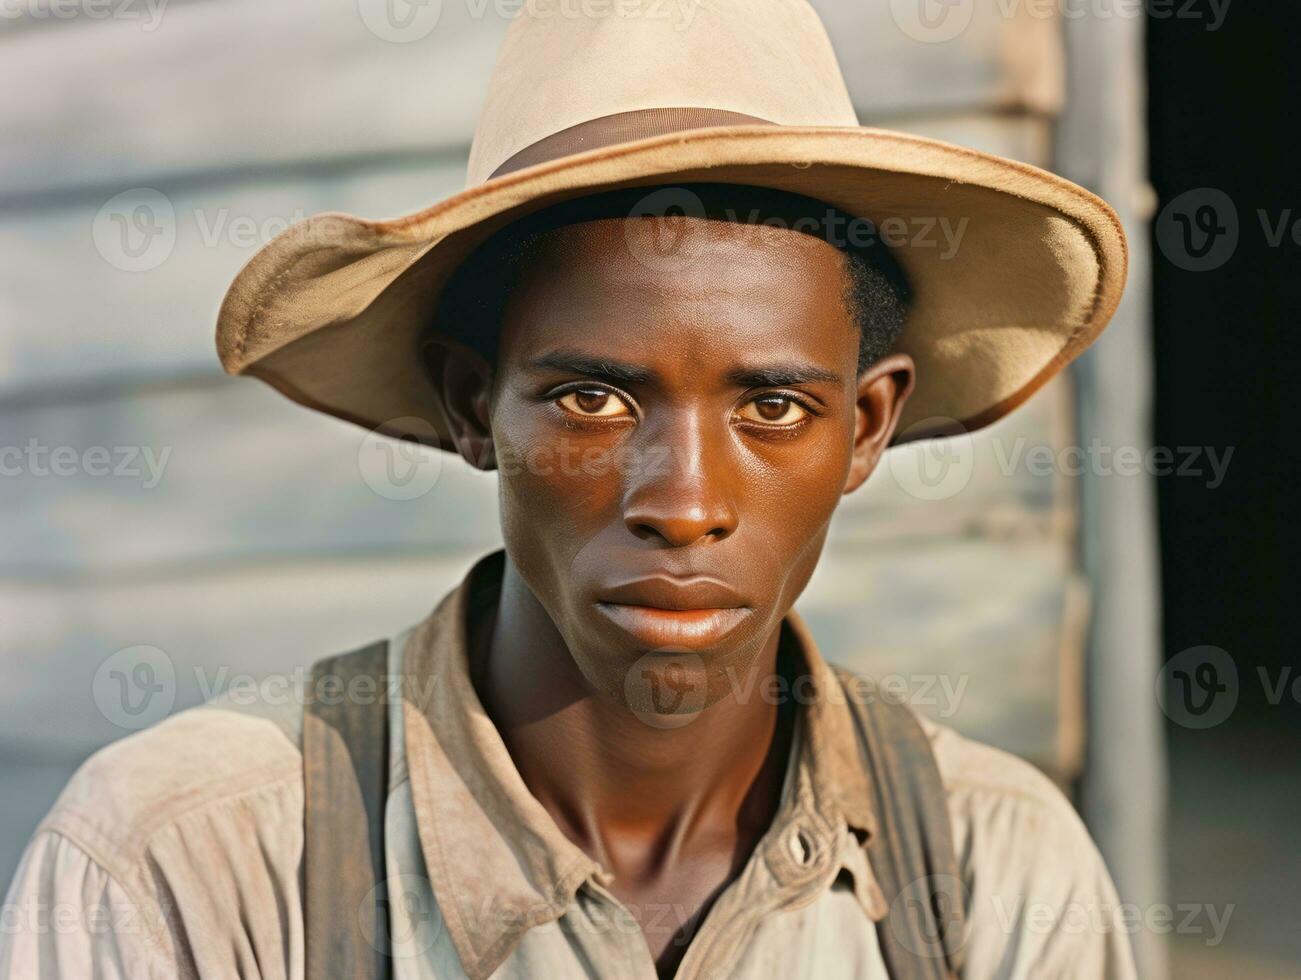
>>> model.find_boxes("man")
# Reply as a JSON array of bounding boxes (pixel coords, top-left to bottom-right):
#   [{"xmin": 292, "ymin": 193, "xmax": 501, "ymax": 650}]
[{"xmin": 2, "ymin": 2, "xmax": 1134, "ymax": 978}]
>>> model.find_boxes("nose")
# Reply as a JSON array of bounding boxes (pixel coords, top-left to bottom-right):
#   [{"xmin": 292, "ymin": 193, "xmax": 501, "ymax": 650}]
[{"xmin": 620, "ymin": 413, "xmax": 738, "ymax": 547}]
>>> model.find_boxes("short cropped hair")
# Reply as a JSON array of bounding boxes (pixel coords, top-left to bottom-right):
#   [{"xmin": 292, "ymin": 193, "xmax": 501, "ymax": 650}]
[{"xmin": 427, "ymin": 181, "xmax": 910, "ymax": 375}]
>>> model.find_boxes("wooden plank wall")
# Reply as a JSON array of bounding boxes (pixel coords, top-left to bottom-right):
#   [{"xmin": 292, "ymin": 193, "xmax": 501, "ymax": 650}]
[{"xmin": 0, "ymin": 0, "xmax": 1091, "ymax": 887}]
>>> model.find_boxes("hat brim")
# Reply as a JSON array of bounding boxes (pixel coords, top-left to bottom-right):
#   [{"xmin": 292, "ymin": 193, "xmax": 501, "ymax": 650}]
[{"xmin": 215, "ymin": 124, "xmax": 1127, "ymax": 450}]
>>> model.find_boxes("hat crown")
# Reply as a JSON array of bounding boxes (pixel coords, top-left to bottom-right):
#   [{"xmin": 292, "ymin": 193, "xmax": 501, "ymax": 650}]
[{"xmin": 465, "ymin": 0, "xmax": 859, "ymax": 187}]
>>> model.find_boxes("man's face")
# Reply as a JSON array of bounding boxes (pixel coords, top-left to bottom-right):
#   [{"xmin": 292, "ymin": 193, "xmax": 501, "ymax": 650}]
[{"xmin": 470, "ymin": 214, "xmax": 909, "ymax": 711}]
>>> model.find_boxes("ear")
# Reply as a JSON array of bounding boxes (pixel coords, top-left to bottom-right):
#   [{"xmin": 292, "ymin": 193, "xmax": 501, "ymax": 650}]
[
  {"xmin": 843, "ymin": 352, "xmax": 915, "ymax": 495},
  {"xmin": 422, "ymin": 333, "xmax": 497, "ymax": 471}
]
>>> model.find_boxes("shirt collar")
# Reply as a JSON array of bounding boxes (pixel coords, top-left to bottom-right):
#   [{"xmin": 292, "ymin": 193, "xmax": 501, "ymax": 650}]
[{"xmin": 401, "ymin": 549, "xmax": 884, "ymax": 980}]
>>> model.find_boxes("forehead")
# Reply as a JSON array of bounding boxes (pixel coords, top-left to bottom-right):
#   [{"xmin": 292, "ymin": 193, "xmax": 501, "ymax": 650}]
[{"xmin": 497, "ymin": 215, "xmax": 857, "ymax": 368}]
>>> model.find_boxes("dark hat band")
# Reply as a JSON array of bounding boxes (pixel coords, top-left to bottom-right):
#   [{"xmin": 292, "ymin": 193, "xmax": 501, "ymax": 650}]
[{"xmin": 488, "ymin": 106, "xmax": 775, "ymax": 179}]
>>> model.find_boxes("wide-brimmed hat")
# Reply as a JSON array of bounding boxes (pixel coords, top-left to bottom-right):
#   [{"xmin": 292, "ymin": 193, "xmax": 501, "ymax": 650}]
[{"xmin": 215, "ymin": 0, "xmax": 1127, "ymax": 450}]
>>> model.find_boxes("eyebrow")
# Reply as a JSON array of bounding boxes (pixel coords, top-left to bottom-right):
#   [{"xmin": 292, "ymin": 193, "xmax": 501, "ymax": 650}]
[
  {"xmin": 528, "ymin": 350, "xmax": 656, "ymax": 385},
  {"xmin": 725, "ymin": 364, "xmax": 844, "ymax": 387}
]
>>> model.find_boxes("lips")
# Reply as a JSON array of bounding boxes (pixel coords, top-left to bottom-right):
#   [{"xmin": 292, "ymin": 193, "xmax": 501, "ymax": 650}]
[
  {"xmin": 594, "ymin": 575, "xmax": 753, "ymax": 649},
  {"xmin": 597, "ymin": 575, "xmax": 746, "ymax": 611}
]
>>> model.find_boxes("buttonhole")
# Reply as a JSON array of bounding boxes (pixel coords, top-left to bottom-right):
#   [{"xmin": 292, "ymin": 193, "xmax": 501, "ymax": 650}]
[{"xmin": 789, "ymin": 827, "xmax": 814, "ymax": 865}]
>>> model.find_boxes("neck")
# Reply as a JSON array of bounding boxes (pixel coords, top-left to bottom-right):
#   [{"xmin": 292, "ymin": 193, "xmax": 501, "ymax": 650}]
[{"xmin": 476, "ymin": 554, "xmax": 793, "ymax": 870}]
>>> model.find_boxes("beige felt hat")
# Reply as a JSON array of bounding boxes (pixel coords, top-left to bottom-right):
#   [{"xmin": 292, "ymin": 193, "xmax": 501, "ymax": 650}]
[{"xmin": 215, "ymin": 0, "xmax": 1127, "ymax": 450}]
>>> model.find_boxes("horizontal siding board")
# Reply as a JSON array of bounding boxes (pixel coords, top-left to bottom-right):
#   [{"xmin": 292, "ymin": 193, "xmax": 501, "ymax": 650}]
[
  {"xmin": 0, "ymin": 0, "xmax": 505, "ymax": 201},
  {"xmin": 0, "ymin": 379, "xmax": 502, "ymax": 576},
  {"xmin": 806, "ymin": 540, "xmax": 1085, "ymax": 779},
  {"xmin": 1, "ymin": 374, "xmax": 1067, "ymax": 577},
  {"xmin": 0, "ymin": 553, "xmax": 480, "ymax": 754},
  {"xmin": 816, "ymin": 0, "xmax": 1063, "ymax": 118},
  {"xmin": 0, "ymin": 0, "xmax": 1059, "ymax": 201}
]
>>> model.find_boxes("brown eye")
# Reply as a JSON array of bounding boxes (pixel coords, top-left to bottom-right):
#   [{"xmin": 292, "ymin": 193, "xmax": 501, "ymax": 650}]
[
  {"xmin": 737, "ymin": 395, "xmax": 809, "ymax": 425},
  {"xmin": 557, "ymin": 387, "xmax": 631, "ymax": 418}
]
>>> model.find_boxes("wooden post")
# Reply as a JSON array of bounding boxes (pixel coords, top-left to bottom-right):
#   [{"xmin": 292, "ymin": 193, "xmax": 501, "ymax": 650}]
[{"xmin": 1055, "ymin": 11, "xmax": 1169, "ymax": 980}]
